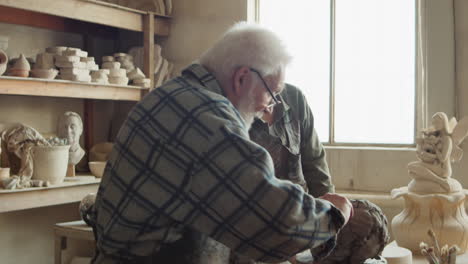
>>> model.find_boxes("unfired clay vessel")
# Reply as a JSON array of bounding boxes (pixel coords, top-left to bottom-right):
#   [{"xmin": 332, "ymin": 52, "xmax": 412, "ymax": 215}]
[
  {"xmin": 9, "ymin": 54, "xmax": 30, "ymax": 77},
  {"xmin": 0, "ymin": 49, "xmax": 7, "ymax": 76},
  {"xmin": 391, "ymin": 112, "xmax": 468, "ymax": 254},
  {"xmin": 31, "ymin": 68, "xmax": 58, "ymax": 79},
  {"xmin": 31, "ymin": 145, "xmax": 70, "ymax": 185}
]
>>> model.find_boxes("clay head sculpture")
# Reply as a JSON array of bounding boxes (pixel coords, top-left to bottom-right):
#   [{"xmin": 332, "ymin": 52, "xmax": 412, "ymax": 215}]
[{"xmin": 58, "ymin": 111, "xmax": 85, "ymax": 165}]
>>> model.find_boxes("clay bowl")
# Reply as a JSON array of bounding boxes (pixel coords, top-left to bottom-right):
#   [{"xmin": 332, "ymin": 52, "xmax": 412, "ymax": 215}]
[
  {"xmin": 8, "ymin": 68, "xmax": 29, "ymax": 77},
  {"xmin": 31, "ymin": 68, "xmax": 58, "ymax": 79},
  {"xmin": 89, "ymin": 161, "xmax": 106, "ymax": 178}
]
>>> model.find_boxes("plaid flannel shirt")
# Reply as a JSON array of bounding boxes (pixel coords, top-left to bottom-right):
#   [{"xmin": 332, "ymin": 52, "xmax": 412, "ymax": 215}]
[
  {"xmin": 92, "ymin": 64, "xmax": 345, "ymax": 263},
  {"xmin": 250, "ymin": 83, "xmax": 334, "ymax": 198}
]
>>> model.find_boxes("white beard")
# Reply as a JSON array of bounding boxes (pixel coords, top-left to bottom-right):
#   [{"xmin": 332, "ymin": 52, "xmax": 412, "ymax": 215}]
[{"xmin": 237, "ymin": 89, "xmax": 263, "ymax": 131}]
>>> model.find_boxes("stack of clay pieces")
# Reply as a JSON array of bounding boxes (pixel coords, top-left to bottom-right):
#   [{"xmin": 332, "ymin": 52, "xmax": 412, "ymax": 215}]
[
  {"xmin": 102, "ymin": 56, "xmax": 128, "ymax": 85},
  {"xmin": 129, "ymin": 44, "xmax": 175, "ymax": 90},
  {"xmin": 127, "ymin": 67, "xmax": 150, "ymax": 88},
  {"xmin": 90, "ymin": 69, "xmax": 109, "ymax": 84},
  {"xmin": 54, "ymin": 47, "xmax": 92, "ymax": 82},
  {"xmin": 114, "ymin": 53, "xmax": 135, "ymax": 73}
]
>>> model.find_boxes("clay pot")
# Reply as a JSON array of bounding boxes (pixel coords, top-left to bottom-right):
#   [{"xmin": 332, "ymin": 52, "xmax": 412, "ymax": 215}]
[
  {"xmin": 31, "ymin": 145, "xmax": 70, "ymax": 185},
  {"xmin": 30, "ymin": 68, "xmax": 58, "ymax": 79},
  {"xmin": 13, "ymin": 54, "xmax": 31, "ymax": 71},
  {"xmin": 0, "ymin": 49, "xmax": 7, "ymax": 76},
  {"xmin": 8, "ymin": 68, "xmax": 29, "ymax": 77},
  {"xmin": 88, "ymin": 161, "xmax": 106, "ymax": 178}
]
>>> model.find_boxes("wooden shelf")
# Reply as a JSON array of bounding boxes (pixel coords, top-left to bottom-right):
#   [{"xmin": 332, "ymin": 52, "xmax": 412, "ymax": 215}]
[
  {"xmin": 0, "ymin": 176, "xmax": 100, "ymax": 213},
  {"xmin": 0, "ymin": 76, "xmax": 147, "ymax": 101},
  {"xmin": 0, "ymin": 0, "xmax": 170, "ymax": 36}
]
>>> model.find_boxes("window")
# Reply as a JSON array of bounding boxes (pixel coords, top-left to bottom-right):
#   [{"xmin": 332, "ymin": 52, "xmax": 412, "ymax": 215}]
[{"xmin": 258, "ymin": 0, "xmax": 416, "ymax": 145}]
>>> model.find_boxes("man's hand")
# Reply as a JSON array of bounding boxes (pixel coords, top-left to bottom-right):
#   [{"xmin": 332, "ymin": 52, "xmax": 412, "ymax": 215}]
[{"xmin": 319, "ymin": 193, "xmax": 353, "ymax": 225}]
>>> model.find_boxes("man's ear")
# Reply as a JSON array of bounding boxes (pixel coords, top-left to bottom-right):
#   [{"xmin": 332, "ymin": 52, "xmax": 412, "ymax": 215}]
[{"xmin": 232, "ymin": 66, "xmax": 251, "ymax": 95}]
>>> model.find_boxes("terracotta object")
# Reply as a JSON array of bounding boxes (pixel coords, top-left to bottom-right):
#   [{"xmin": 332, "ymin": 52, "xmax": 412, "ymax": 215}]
[
  {"xmin": 392, "ymin": 112, "xmax": 468, "ymax": 254},
  {"xmin": 88, "ymin": 161, "xmax": 106, "ymax": 178},
  {"xmin": 0, "ymin": 49, "xmax": 7, "ymax": 76},
  {"xmin": 30, "ymin": 68, "xmax": 58, "ymax": 79},
  {"xmin": 31, "ymin": 145, "xmax": 70, "ymax": 185}
]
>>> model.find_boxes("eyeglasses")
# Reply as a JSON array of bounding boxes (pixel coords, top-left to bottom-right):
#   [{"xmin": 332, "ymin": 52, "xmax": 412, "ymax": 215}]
[{"xmin": 249, "ymin": 68, "xmax": 281, "ymax": 108}]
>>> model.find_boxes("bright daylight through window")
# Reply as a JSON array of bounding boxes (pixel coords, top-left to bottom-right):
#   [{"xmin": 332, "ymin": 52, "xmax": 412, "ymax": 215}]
[{"xmin": 259, "ymin": 0, "xmax": 416, "ymax": 144}]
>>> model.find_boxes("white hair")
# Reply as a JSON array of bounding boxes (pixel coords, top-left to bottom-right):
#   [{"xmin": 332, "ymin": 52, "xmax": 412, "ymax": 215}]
[{"xmin": 198, "ymin": 21, "xmax": 292, "ymax": 85}]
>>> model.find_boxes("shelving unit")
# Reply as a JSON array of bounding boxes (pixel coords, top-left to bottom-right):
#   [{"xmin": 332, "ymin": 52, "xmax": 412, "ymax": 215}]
[
  {"xmin": 0, "ymin": 0, "xmax": 171, "ymax": 212},
  {"xmin": 0, "ymin": 176, "xmax": 100, "ymax": 213},
  {"xmin": 0, "ymin": 76, "xmax": 145, "ymax": 101}
]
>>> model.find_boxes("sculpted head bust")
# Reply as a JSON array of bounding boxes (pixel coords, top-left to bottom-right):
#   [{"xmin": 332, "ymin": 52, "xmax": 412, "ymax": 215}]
[{"xmin": 58, "ymin": 112, "xmax": 85, "ymax": 165}]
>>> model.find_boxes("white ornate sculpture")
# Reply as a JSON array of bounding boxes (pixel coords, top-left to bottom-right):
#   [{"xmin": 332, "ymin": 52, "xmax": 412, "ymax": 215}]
[
  {"xmin": 392, "ymin": 112, "xmax": 468, "ymax": 253},
  {"xmin": 57, "ymin": 112, "xmax": 85, "ymax": 166}
]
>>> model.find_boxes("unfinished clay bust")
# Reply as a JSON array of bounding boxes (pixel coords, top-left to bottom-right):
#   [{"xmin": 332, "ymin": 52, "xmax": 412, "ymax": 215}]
[
  {"xmin": 1, "ymin": 124, "xmax": 48, "ymax": 189},
  {"xmin": 407, "ymin": 112, "xmax": 468, "ymax": 193},
  {"xmin": 57, "ymin": 112, "xmax": 85, "ymax": 165},
  {"xmin": 319, "ymin": 200, "xmax": 390, "ymax": 264}
]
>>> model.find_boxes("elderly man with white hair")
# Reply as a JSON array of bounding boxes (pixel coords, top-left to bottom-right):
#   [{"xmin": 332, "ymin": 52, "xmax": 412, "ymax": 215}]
[{"xmin": 89, "ymin": 22, "xmax": 352, "ymax": 264}]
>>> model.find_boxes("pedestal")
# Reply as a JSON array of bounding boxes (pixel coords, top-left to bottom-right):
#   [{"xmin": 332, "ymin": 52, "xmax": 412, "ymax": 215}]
[
  {"xmin": 391, "ymin": 188, "xmax": 468, "ymax": 254},
  {"xmin": 66, "ymin": 164, "xmax": 75, "ymax": 177}
]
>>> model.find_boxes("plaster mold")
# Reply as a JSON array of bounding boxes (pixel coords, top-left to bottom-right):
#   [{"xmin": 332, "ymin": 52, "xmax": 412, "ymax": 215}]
[
  {"xmin": 391, "ymin": 112, "xmax": 468, "ymax": 254},
  {"xmin": 30, "ymin": 68, "xmax": 58, "ymax": 79}
]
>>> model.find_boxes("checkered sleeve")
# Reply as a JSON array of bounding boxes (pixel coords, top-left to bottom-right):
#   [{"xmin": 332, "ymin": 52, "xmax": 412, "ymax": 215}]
[{"xmin": 159, "ymin": 104, "xmax": 345, "ymax": 262}]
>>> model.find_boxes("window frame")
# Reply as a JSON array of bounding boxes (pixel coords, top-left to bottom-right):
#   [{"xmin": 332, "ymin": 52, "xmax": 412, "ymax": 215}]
[{"xmin": 254, "ymin": 0, "xmax": 426, "ymax": 148}]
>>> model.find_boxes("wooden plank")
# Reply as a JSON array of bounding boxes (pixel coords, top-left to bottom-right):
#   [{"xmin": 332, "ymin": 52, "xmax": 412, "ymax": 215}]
[
  {"xmin": 0, "ymin": 77, "xmax": 145, "ymax": 101},
  {"xmin": 0, "ymin": 6, "xmax": 118, "ymax": 39},
  {"xmin": 0, "ymin": 0, "xmax": 170, "ymax": 36},
  {"xmin": 84, "ymin": 100, "xmax": 95, "ymax": 153},
  {"xmin": 0, "ymin": 180, "xmax": 100, "ymax": 213},
  {"xmin": 55, "ymin": 222, "xmax": 94, "ymax": 241},
  {"xmin": 144, "ymin": 12, "xmax": 155, "ymax": 90}
]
